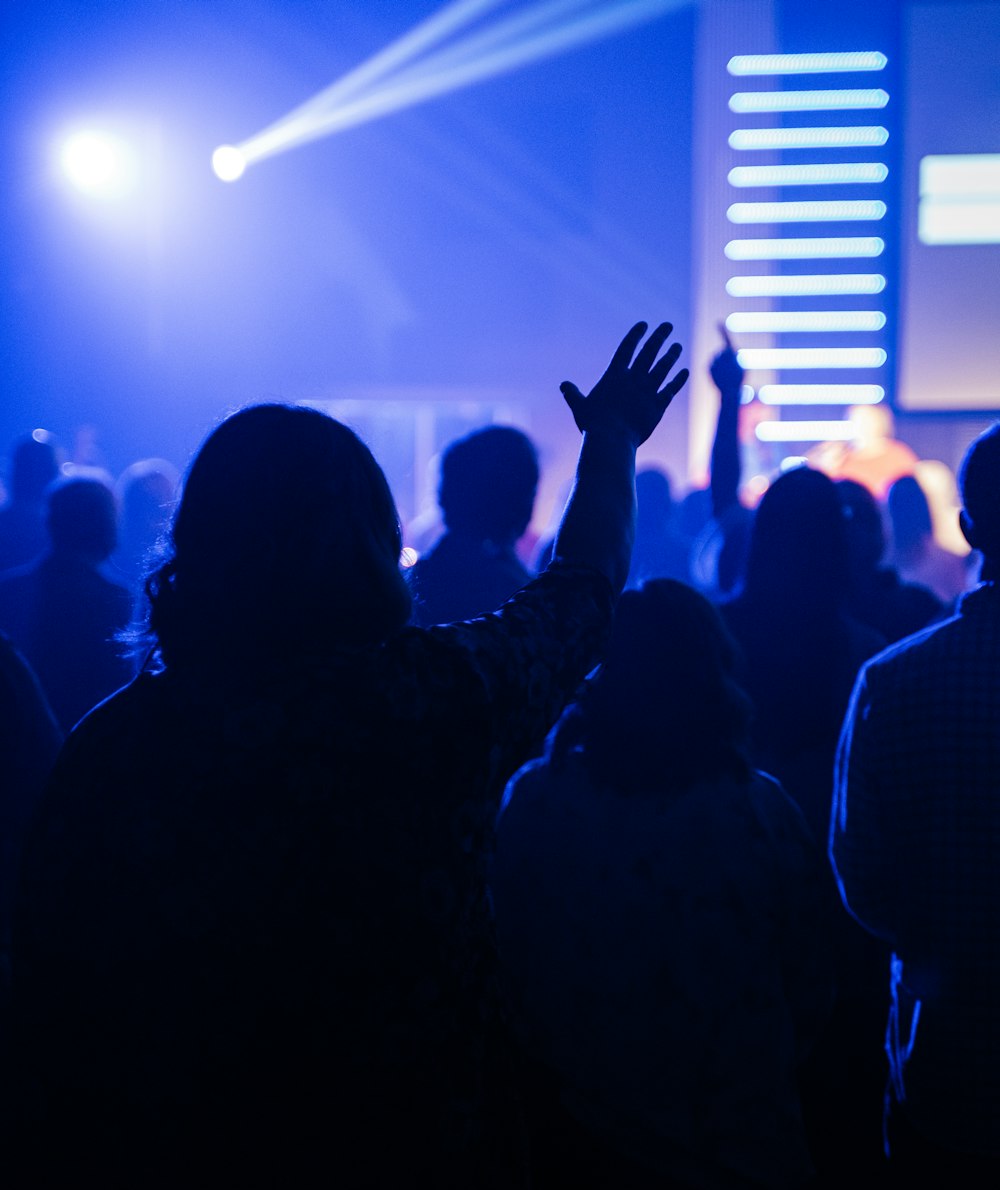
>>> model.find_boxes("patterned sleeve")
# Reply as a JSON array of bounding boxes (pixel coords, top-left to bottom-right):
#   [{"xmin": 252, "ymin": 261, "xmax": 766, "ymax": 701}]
[
  {"xmin": 830, "ymin": 661, "xmax": 897, "ymax": 945},
  {"xmin": 425, "ymin": 562, "xmax": 615, "ymax": 789}
]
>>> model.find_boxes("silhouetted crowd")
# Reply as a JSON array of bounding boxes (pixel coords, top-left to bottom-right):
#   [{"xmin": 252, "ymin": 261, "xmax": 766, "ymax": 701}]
[{"xmin": 0, "ymin": 323, "xmax": 996, "ymax": 1188}]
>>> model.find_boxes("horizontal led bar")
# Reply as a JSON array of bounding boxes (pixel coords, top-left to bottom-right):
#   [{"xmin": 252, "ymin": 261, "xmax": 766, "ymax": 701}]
[
  {"xmin": 919, "ymin": 200, "xmax": 1000, "ymax": 245},
  {"xmin": 737, "ymin": 347, "xmax": 887, "ymax": 369},
  {"xmin": 725, "ymin": 236, "xmax": 885, "ymax": 260},
  {"xmin": 757, "ymin": 384, "xmax": 885, "ymax": 404},
  {"xmin": 727, "ymin": 52, "xmax": 887, "ymax": 75},
  {"xmin": 756, "ymin": 420, "xmax": 856, "ymax": 442},
  {"xmin": 728, "ymin": 162, "xmax": 889, "ymax": 187},
  {"xmin": 729, "ymin": 126, "xmax": 889, "ymax": 150},
  {"xmin": 729, "ymin": 88, "xmax": 888, "ymax": 113},
  {"xmin": 920, "ymin": 153, "xmax": 1000, "ymax": 197},
  {"xmin": 727, "ymin": 273, "xmax": 886, "ymax": 296},
  {"xmin": 727, "ymin": 199, "xmax": 887, "ymax": 223},
  {"xmin": 917, "ymin": 154, "xmax": 1000, "ymax": 245},
  {"xmin": 726, "ymin": 311, "xmax": 887, "ymax": 333}
]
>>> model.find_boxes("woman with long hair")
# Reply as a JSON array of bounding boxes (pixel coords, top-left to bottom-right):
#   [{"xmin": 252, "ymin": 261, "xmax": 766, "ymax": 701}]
[{"xmin": 8, "ymin": 322, "xmax": 687, "ymax": 1189}]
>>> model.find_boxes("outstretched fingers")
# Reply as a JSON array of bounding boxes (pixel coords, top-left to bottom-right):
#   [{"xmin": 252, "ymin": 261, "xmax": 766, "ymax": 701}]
[
  {"xmin": 607, "ymin": 321, "xmax": 649, "ymax": 373},
  {"xmin": 649, "ymin": 340, "xmax": 683, "ymax": 390},
  {"xmin": 658, "ymin": 366, "xmax": 689, "ymax": 403},
  {"xmin": 632, "ymin": 321, "xmax": 674, "ymax": 375}
]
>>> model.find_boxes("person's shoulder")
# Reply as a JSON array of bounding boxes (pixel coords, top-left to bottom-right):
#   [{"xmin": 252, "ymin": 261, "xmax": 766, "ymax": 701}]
[{"xmin": 859, "ymin": 607, "xmax": 959, "ymax": 680}]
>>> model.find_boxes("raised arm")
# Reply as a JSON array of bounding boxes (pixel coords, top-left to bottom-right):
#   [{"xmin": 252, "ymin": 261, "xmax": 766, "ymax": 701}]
[
  {"xmin": 709, "ymin": 324, "xmax": 745, "ymax": 521},
  {"xmin": 551, "ymin": 321, "xmax": 688, "ymax": 593}
]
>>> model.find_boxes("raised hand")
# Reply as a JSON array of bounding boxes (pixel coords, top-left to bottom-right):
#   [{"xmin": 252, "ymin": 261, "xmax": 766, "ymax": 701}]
[
  {"xmin": 559, "ymin": 321, "xmax": 689, "ymax": 448},
  {"xmin": 709, "ymin": 323, "xmax": 744, "ymax": 398}
]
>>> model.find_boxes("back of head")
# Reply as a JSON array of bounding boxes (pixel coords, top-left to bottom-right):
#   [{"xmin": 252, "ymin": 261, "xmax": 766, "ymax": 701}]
[
  {"xmin": 45, "ymin": 469, "xmax": 118, "ymax": 562},
  {"xmin": 117, "ymin": 458, "xmax": 181, "ymax": 535},
  {"xmin": 437, "ymin": 425, "xmax": 539, "ymax": 545},
  {"xmin": 148, "ymin": 403, "xmax": 411, "ymax": 672},
  {"xmin": 837, "ymin": 478, "xmax": 886, "ymax": 573},
  {"xmin": 578, "ymin": 579, "xmax": 752, "ymax": 795},
  {"xmin": 886, "ymin": 473, "xmax": 933, "ymax": 556},
  {"xmin": 635, "ymin": 466, "xmax": 674, "ymax": 525},
  {"xmin": 958, "ymin": 421, "xmax": 1000, "ymax": 567},
  {"xmin": 742, "ymin": 464, "xmax": 849, "ymax": 610},
  {"xmin": 10, "ymin": 432, "xmax": 59, "ymax": 503}
]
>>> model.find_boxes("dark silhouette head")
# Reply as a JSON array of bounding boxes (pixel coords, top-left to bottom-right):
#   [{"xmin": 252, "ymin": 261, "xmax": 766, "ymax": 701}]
[
  {"xmin": 147, "ymin": 404, "xmax": 411, "ymax": 673},
  {"xmin": 887, "ymin": 473, "xmax": 933, "ymax": 558},
  {"xmin": 837, "ymin": 478, "xmax": 887, "ymax": 574},
  {"xmin": 567, "ymin": 578, "xmax": 752, "ymax": 795},
  {"xmin": 45, "ymin": 469, "xmax": 118, "ymax": 563},
  {"xmin": 635, "ymin": 466, "xmax": 673, "ymax": 526},
  {"xmin": 741, "ymin": 465, "xmax": 849, "ymax": 612},
  {"xmin": 437, "ymin": 425, "xmax": 539, "ymax": 546},
  {"xmin": 958, "ymin": 421, "xmax": 1000, "ymax": 577},
  {"xmin": 8, "ymin": 431, "xmax": 59, "ymax": 504},
  {"xmin": 117, "ymin": 458, "xmax": 180, "ymax": 538}
]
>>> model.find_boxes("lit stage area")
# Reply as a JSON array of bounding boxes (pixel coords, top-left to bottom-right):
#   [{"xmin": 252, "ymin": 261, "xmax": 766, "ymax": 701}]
[{"xmin": 2, "ymin": 0, "xmax": 999, "ymax": 541}]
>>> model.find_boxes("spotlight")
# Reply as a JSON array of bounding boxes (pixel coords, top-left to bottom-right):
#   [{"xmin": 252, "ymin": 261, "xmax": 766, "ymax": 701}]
[
  {"xmin": 212, "ymin": 144, "xmax": 246, "ymax": 182},
  {"xmin": 60, "ymin": 130, "xmax": 132, "ymax": 196}
]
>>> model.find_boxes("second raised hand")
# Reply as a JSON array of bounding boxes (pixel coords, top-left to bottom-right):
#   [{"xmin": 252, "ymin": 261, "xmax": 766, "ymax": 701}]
[{"xmin": 560, "ymin": 321, "xmax": 689, "ymax": 447}]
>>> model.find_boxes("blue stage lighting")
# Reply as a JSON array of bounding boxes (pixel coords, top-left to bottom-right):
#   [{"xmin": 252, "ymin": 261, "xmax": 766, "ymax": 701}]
[
  {"xmin": 728, "ymin": 163, "xmax": 889, "ymax": 187},
  {"xmin": 727, "ymin": 200, "xmax": 887, "ymax": 224},
  {"xmin": 727, "ymin": 51, "xmax": 887, "ymax": 75},
  {"xmin": 737, "ymin": 347, "xmax": 887, "ymax": 369},
  {"xmin": 725, "ymin": 237, "xmax": 885, "ymax": 260},
  {"xmin": 757, "ymin": 384, "xmax": 885, "ymax": 405},
  {"xmin": 729, "ymin": 126, "xmax": 889, "ymax": 150},
  {"xmin": 726, "ymin": 311, "xmax": 887, "ymax": 333},
  {"xmin": 726, "ymin": 274, "xmax": 886, "ymax": 297},
  {"xmin": 60, "ymin": 130, "xmax": 133, "ymax": 197}
]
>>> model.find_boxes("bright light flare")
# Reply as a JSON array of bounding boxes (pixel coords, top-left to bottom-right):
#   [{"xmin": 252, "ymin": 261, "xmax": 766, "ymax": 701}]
[
  {"xmin": 217, "ymin": 0, "xmax": 688, "ymax": 171},
  {"xmin": 212, "ymin": 145, "xmax": 247, "ymax": 182},
  {"xmin": 60, "ymin": 130, "xmax": 132, "ymax": 196}
]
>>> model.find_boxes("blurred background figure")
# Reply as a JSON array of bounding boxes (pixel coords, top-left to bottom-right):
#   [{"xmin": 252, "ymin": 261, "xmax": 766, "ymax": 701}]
[
  {"xmin": 493, "ymin": 579, "xmax": 832, "ymax": 1190},
  {"xmin": 0, "ymin": 469, "xmax": 133, "ymax": 733},
  {"xmin": 0, "ymin": 432, "xmax": 61, "ymax": 574},
  {"xmin": 810, "ymin": 404, "xmax": 919, "ymax": 500},
  {"xmin": 836, "ymin": 478, "xmax": 946, "ymax": 645},
  {"xmin": 110, "ymin": 457, "xmax": 182, "ymax": 607},
  {"xmin": 887, "ymin": 469, "xmax": 978, "ymax": 611},
  {"xmin": 715, "ymin": 464, "xmax": 890, "ymax": 1185},
  {"xmin": 624, "ymin": 466, "xmax": 691, "ymax": 590},
  {"xmin": 408, "ymin": 424, "xmax": 540, "ymax": 626}
]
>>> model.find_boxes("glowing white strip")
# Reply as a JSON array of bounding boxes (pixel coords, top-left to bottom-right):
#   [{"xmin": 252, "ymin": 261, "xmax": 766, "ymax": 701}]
[
  {"xmin": 725, "ymin": 237, "xmax": 885, "ymax": 260},
  {"xmin": 756, "ymin": 420, "xmax": 856, "ymax": 442},
  {"xmin": 919, "ymin": 201, "xmax": 1000, "ymax": 245},
  {"xmin": 727, "ymin": 273, "xmax": 886, "ymax": 296},
  {"xmin": 727, "ymin": 52, "xmax": 887, "ymax": 75},
  {"xmin": 729, "ymin": 89, "xmax": 888, "ymax": 113},
  {"xmin": 726, "ymin": 311, "xmax": 886, "ymax": 333},
  {"xmin": 239, "ymin": 0, "xmax": 686, "ymax": 164},
  {"xmin": 728, "ymin": 163, "xmax": 888, "ymax": 187},
  {"xmin": 920, "ymin": 153, "xmax": 1000, "ymax": 197},
  {"xmin": 727, "ymin": 200, "xmax": 887, "ymax": 223},
  {"xmin": 729, "ymin": 126, "xmax": 888, "ymax": 150},
  {"xmin": 757, "ymin": 384, "xmax": 885, "ymax": 405},
  {"xmin": 917, "ymin": 155, "xmax": 1000, "ymax": 245},
  {"xmin": 737, "ymin": 347, "xmax": 887, "ymax": 369}
]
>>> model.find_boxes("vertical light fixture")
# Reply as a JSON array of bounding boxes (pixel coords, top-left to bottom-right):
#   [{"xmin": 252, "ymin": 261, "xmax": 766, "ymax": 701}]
[{"xmin": 724, "ymin": 50, "xmax": 891, "ymax": 438}]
